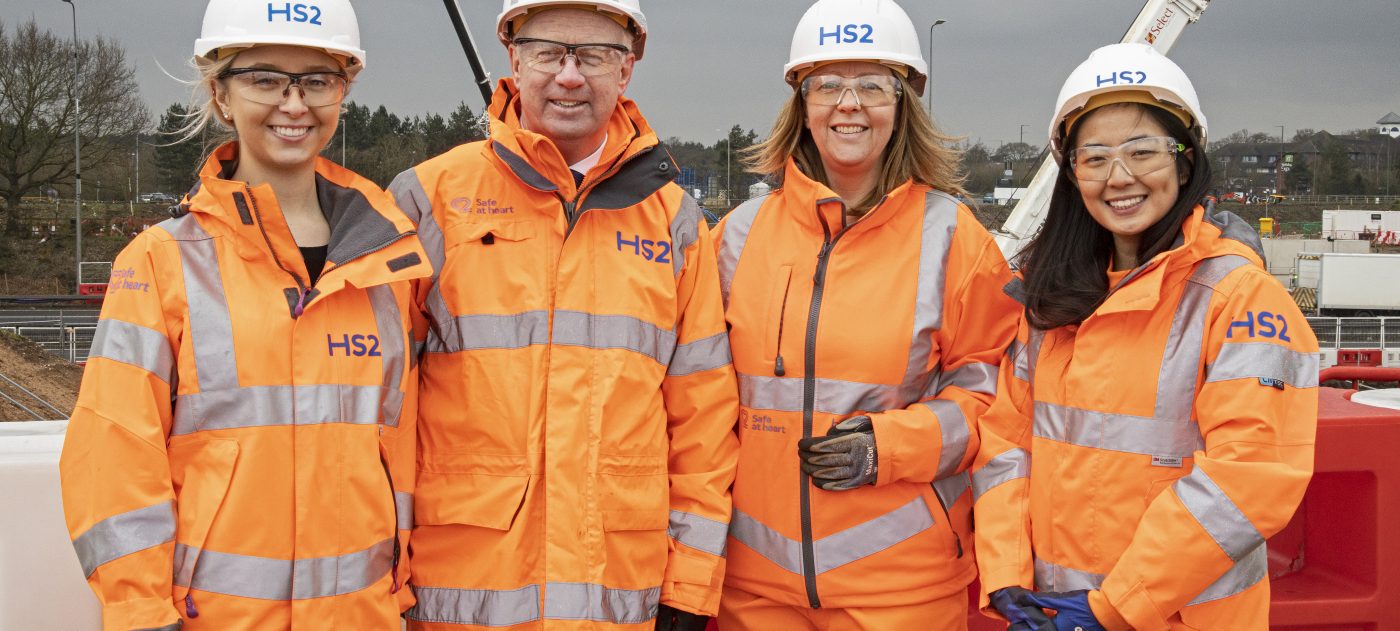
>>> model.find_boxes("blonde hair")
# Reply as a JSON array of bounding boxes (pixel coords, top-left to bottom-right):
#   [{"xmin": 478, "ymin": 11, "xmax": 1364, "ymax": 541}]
[
  {"xmin": 743, "ymin": 73, "xmax": 967, "ymax": 214},
  {"xmin": 167, "ymin": 54, "xmax": 239, "ymax": 148}
]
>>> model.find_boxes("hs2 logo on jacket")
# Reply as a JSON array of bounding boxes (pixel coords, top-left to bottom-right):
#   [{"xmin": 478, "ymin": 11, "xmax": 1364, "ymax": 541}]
[{"xmin": 616, "ymin": 232, "xmax": 672, "ymax": 264}]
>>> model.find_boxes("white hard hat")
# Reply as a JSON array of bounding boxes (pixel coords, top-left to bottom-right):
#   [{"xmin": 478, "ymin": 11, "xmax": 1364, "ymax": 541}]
[
  {"xmin": 1049, "ymin": 42, "xmax": 1207, "ymax": 162},
  {"xmin": 194, "ymin": 0, "xmax": 367, "ymax": 75},
  {"xmin": 497, "ymin": 0, "xmax": 648, "ymax": 60},
  {"xmin": 783, "ymin": 0, "xmax": 928, "ymax": 96}
]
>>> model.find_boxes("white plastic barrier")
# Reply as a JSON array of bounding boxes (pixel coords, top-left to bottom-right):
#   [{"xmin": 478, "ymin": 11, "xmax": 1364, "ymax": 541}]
[{"xmin": 0, "ymin": 421, "xmax": 101, "ymax": 630}]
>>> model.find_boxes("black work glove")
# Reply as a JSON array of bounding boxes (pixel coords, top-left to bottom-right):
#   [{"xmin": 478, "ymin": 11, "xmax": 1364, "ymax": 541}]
[
  {"xmin": 990, "ymin": 586, "xmax": 1053, "ymax": 631},
  {"xmin": 654, "ymin": 604, "xmax": 709, "ymax": 631},
  {"xmin": 797, "ymin": 415, "xmax": 877, "ymax": 491},
  {"xmin": 1019, "ymin": 590, "xmax": 1107, "ymax": 631}
]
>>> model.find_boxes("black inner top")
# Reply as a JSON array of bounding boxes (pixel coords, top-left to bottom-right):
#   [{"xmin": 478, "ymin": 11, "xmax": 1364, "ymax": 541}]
[{"xmin": 299, "ymin": 245, "xmax": 328, "ymax": 285}]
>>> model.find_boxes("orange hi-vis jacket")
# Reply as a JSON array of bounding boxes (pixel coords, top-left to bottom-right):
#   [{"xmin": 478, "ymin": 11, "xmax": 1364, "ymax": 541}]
[
  {"xmin": 972, "ymin": 208, "xmax": 1319, "ymax": 630},
  {"xmin": 713, "ymin": 160, "xmax": 1020, "ymax": 609},
  {"xmin": 59, "ymin": 143, "xmax": 431, "ymax": 631},
  {"xmin": 388, "ymin": 79, "xmax": 740, "ymax": 629}
]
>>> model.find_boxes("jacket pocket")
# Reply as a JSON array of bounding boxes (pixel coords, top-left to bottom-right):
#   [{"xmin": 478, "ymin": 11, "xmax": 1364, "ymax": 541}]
[
  {"xmin": 168, "ymin": 438, "xmax": 240, "ymax": 602},
  {"xmin": 445, "ymin": 218, "xmax": 536, "ymax": 246},
  {"xmin": 415, "ymin": 471, "xmax": 529, "ymax": 531},
  {"xmin": 599, "ymin": 456, "xmax": 669, "ymax": 532}
]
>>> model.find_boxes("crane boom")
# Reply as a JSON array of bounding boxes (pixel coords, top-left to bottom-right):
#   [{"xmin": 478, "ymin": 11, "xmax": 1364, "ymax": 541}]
[{"xmin": 994, "ymin": 0, "xmax": 1213, "ymax": 261}]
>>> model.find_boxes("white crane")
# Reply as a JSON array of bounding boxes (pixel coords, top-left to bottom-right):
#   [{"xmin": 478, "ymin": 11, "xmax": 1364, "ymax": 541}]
[{"xmin": 994, "ymin": 0, "xmax": 1213, "ymax": 262}]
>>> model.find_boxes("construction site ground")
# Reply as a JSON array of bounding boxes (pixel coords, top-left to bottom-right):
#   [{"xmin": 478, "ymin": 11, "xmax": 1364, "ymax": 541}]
[{"xmin": 0, "ymin": 331, "xmax": 81, "ymax": 422}]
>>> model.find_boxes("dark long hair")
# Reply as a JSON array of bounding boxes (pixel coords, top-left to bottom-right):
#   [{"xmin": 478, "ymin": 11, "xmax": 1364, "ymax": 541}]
[{"xmin": 1019, "ymin": 104, "xmax": 1212, "ymax": 330}]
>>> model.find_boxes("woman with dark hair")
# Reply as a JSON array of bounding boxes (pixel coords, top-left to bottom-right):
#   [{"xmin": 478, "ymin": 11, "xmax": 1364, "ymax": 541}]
[
  {"xmin": 714, "ymin": 0, "xmax": 1020, "ymax": 628},
  {"xmin": 971, "ymin": 43, "xmax": 1318, "ymax": 631}
]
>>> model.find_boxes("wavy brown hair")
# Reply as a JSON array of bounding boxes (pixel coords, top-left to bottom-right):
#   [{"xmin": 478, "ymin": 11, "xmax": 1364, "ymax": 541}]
[{"xmin": 743, "ymin": 72, "xmax": 966, "ymax": 214}]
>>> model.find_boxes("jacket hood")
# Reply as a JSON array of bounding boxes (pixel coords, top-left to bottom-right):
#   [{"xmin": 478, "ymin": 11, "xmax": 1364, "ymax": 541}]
[{"xmin": 175, "ymin": 142, "xmax": 429, "ymax": 303}]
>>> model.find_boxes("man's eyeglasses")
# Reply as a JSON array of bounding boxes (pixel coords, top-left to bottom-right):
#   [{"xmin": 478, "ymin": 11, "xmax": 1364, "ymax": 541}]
[
  {"xmin": 512, "ymin": 37, "xmax": 631, "ymax": 77},
  {"xmin": 801, "ymin": 74, "xmax": 903, "ymax": 108},
  {"xmin": 1069, "ymin": 136, "xmax": 1186, "ymax": 182},
  {"xmin": 218, "ymin": 68, "xmax": 349, "ymax": 107}
]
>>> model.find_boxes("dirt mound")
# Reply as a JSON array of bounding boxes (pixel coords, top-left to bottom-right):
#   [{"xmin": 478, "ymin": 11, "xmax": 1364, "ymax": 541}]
[{"xmin": 0, "ymin": 331, "xmax": 82, "ymax": 421}]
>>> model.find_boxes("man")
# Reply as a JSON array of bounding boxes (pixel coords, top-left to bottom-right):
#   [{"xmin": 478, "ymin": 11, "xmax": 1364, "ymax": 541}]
[{"xmin": 389, "ymin": 2, "xmax": 738, "ymax": 630}]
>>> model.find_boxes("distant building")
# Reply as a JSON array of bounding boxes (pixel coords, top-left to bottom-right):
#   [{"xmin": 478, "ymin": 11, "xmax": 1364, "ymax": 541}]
[
  {"xmin": 1212, "ymin": 130, "xmax": 1398, "ymax": 193},
  {"xmin": 1379, "ymin": 112, "xmax": 1400, "ymax": 139}
]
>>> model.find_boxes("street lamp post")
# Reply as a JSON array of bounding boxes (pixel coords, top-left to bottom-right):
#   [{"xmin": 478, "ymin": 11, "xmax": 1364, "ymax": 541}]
[
  {"xmin": 60, "ymin": 0, "xmax": 81, "ymax": 290},
  {"xmin": 1019, "ymin": 124, "xmax": 1028, "ymax": 147},
  {"xmin": 924, "ymin": 20, "xmax": 946, "ymax": 117},
  {"xmin": 1276, "ymin": 124, "xmax": 1285, "ymax": 199}
]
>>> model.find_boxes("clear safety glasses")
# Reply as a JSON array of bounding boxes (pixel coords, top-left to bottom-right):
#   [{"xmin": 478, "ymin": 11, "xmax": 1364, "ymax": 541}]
[
  {"xmin": 801, "ymin": 73, "xmax": 903, "ymax": 108},
  {"xmin": 512, "ymin": 38, "xmax": 631, "ymax": 77},
  {"xmin": 1069, "ymin": 136, "xmax": 1186, "ymax": 182},
  {"xmin": 219, "ymin": 68, "xmax": 349, "ymax": 107}
]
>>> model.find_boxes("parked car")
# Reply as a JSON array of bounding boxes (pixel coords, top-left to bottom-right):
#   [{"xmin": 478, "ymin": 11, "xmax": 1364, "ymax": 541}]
[
  {"xmin": 137, "ymin": 192, "xmax": 178, "ymax": 204},
  {"xmin": 980, "ymin": 194, "xmax": 997, "ymax": 205}
]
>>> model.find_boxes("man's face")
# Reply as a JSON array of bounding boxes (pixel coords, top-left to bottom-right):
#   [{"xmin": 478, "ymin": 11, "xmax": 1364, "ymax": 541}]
[{"xmin": 509, "ymin": 9, "xmax": 634, "ymax": 154}]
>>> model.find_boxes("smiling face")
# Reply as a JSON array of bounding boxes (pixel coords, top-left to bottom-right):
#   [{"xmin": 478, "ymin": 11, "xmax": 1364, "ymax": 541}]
[
  {"xmin": 803, "ymin": 61, "xmax": 898, "ymax": 183},
  {"xmin": 213, "ymin": 45, "xmax": 345, "ymax": 177},
  {"xmin": 1071, "ymin": 103, "xmax": 1192, "ymax": 262},
  {"xmin": 509, "ymin": 9, "xmax": 634, "ymax": 164}
]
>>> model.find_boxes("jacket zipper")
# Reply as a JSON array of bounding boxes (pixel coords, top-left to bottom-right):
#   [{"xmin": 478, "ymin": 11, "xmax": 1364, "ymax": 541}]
[
  {"xmin": 929, "ymin": 484, "xmax": 964, "ymax": 558},
  {"xmin": 244, "ymin": 187, "xmax": 310, "ymax": 313},
  {"xmin": 378, "ymin": 453, "xmax": 403, "ymax": 593},
  {"xmin": 773, "ymin": 276, "xmax": 791, "ymax": 376},
  {"xmin": 559, "ymin": 144, "xmax": 656, "ymax": 237}
]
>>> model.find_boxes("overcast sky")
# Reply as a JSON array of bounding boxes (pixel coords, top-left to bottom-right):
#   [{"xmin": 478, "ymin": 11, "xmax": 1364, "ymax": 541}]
[{"xmin": 7, "ymin": 1, "xmax": 1398, "ymax": 149}]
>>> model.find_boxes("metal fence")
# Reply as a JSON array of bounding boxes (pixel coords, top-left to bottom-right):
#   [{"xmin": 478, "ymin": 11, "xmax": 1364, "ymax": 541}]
[
  {"xmin": 0, "ymin": 310, "xmax": 101, "ymax": 363},
  {"xmin": 1285, "ymin": 195, "xmax": 1400, "ymax": 205},
  {"xmin": 1308, "ymin": 317, "xmax": 1400, "ymax": 351}
]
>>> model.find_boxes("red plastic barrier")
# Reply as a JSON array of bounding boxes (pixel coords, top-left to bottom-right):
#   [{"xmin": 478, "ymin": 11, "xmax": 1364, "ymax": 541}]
[
  {"xmin": 1268, "ymin": 386, "xmax": 1400, "ymax": 629},
  {"xmin": 1335, "ymin": 349, "xmax": 1383, "ymax": 368}
]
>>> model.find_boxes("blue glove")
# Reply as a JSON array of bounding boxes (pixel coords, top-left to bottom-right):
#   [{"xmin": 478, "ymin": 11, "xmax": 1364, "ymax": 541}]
[
  {"xmin": 990, "ymin": 587, "xmax": 1053, "ymax": 631},
  {"xmin": 1020, "ymin": 590, "xmax": 1107, "ymax": 631},
  {"xmin": 797, "ymin": 416, "xmax": 877, "ymax": 491}
]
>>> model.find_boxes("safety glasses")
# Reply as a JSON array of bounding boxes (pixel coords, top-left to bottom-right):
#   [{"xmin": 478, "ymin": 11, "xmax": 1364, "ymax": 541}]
[
  {"xmin": 801, "ymin": 73, "xmax": 903, "ymax": 108},
  {"xmin": 512, "ymin": 37, "xmax": 631, "ymax": 77},
  {"xmin": 219, "ymin": 68, "xmax": 349, "ymax": 107},
  {"xmin": 1069, "ymin": 136, "xmax": 1185, "ymax": 182}
]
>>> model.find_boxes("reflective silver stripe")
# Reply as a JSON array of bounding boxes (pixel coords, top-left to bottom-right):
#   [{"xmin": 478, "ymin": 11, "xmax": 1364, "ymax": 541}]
[
  {"xmin": 395, "ymin": 492, "xmax": 414, "ymax": 531},
  {"xmin": 133, "ymin": 624, "xmax": 182, "ymax": 631},
  {"xmin": 1010, "ymin": 337, "xmax": 1030, "ymax": 382},
  {"xmin": 936, "ymin": 362, "xmax": 998, "ymax": 396},
  {"xmin": 1034, "ymin": 402, "xmax": 1204, "ymax": 459},
  {"xmin": 406, "ymin": 585, "xmax": 541, "ymax": 626},
  {"xmin": 971, "ymin": 448, "xmax": 1030, "ymax": 503},
  {"xmin": 367, "ymin": 285, "xmax": 407, "ymax": 425},
  {"xmin": 552, "ymin": 311, "xmax": 677, "ymax": 365},
  {"xmin": 670, "ymin": 195, "xmax": 702, "ymax": 277},
  {"xmin": 88, "ymin": 319, "xmax": 175, "ymax": 384},
  {"xmin": 716, "ymin": 195, "xmax": 767, "ymax": 308},
  {"xmin": 729, "ymin": 508, "xmax": 803, "ymax": 574},
  {"xmin": 668, "ymin": 510, "xmax": 728, "ymax": 557},
  {"xmin": 922, "ymin": 398, "xmax": 969, "ymax": 480},
  {"xmin": 171, "ymin": 384, "xmax": 402, "ymax": 436},
  {"xmin": 173, "ymin": 537, "xmax": 394, "ymax": 600},
  {"xmin": 730, "ymin": 496, "xmax": 934, "ymax": 576},
  {"xmin": 423, "ymin": 286, "xmax": 458, "ymax": 354},
  {"xmin": 667, "ymin": 332, "xmax": 732, "ymax": 377},
  {"xmin": 1186, "ymin": 542, "xmax": 1267, "ymax": 605},
  {"xmin": 1026, "ymin": 329, "xmax": 1045, "ymax": 383},
  {"xmin": 435, "ymin": 311, "xmax": 551, "ymax": 353},
  {"xmin": 739, "ymin": 373, "xmax": 912, "ymax": 416},
  {"xmin": 169, "ymin": 217, "xmax": 239, "ymax": 392},
  {"xmin": 72, "ymin": 501, "xmax": 176, "ymax": 577},
  {"xmin": 1034, "ymin": 556, "xmax": 1105, "ymax": 591},
  {"xmin": 1156, "ymin": 255, "xmax": 1250, "ymax": 421},
  {"xmin": 1174, "ymin": 466, "xmax": 1264, "ymax": 562},
  {"xmin": 543, "ymin": 582, "xmax": 659, "ymax": 624},
  {"xmin": 388, "ymin": 170, "xmax": 445, "ymax": 278},
  {"xmin": 901, "ymin": 191, "xmax": 959, "ymax": 391},
  {"xmin": 1206, "ymin": 342, "xmax": 1319, "ymax": 388},
  {"xmin": 933, "ymin": 471, "xmax": 971, "ymax": 511}
]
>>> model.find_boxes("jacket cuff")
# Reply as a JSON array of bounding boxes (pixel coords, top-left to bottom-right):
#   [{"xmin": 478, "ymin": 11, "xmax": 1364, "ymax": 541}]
[
  {"xmin": 661, "ymin": 548, "xmax": 723, "ymax": 616},
  {"xmin": 101, "ymin": 597, "xmax": 183, "ymax": 631},
  {"xmin": 1088, "ymin": 589, "xmax": 1131, "ymax": 631}
]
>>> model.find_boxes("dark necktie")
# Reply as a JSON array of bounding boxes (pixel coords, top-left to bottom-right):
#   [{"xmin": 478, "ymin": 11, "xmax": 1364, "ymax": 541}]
[{"xmin": 571, "ymin": 169, "xmax": 585, "ymax": 187}]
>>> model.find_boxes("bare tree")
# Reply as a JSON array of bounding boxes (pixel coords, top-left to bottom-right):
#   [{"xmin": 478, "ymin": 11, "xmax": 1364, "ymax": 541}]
[{"xmin": 0, "ymin": 19, "xmax": 149, "ymax": 231}]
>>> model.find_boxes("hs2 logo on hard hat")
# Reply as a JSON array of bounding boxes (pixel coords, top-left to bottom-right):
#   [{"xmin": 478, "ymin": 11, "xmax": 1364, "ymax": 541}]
[
  {"xmin": 616, "ymin": 232, "xmax": 671, "ymax": 264},
  {"xmin": 1096, "ymin": 71, "xmax": 1148, "ymax": 87},
  {"xmin": 818, "ymin": 24, "xmax": 875, "ymax": 45},
  {"xmin": 267, "ymin": 3, "xmax": 324, "ymax": 26},
  {"xmin": 328, "ymin": 334, "xmax": 382, "ymax": 357}
]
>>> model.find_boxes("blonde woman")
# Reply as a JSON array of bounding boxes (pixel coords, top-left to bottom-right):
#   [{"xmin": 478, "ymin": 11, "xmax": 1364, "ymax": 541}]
[
  {"xmin": 713, "ymin": 1, "xmax": 1019, "ymax": 628},
  {"xmin": 59, "ymin": 1, "xmax": 429, "ymax": 628}
]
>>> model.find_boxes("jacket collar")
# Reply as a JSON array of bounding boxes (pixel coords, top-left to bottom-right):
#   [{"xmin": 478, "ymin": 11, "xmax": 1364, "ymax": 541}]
[
  {"xmin": 178, "ymin": 143, "xmax": 429, "ymax": 307},
  {"xmin": 484, "ymin": 77, "xmax": 657, "ymax": 199},
  {"xmin": 774, "ymin": 158, "xmax": 927, "ymax": 237},
  {"xmin": 1096, "ymin": 205, "xmax": 1265, "ymax": 316}
]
